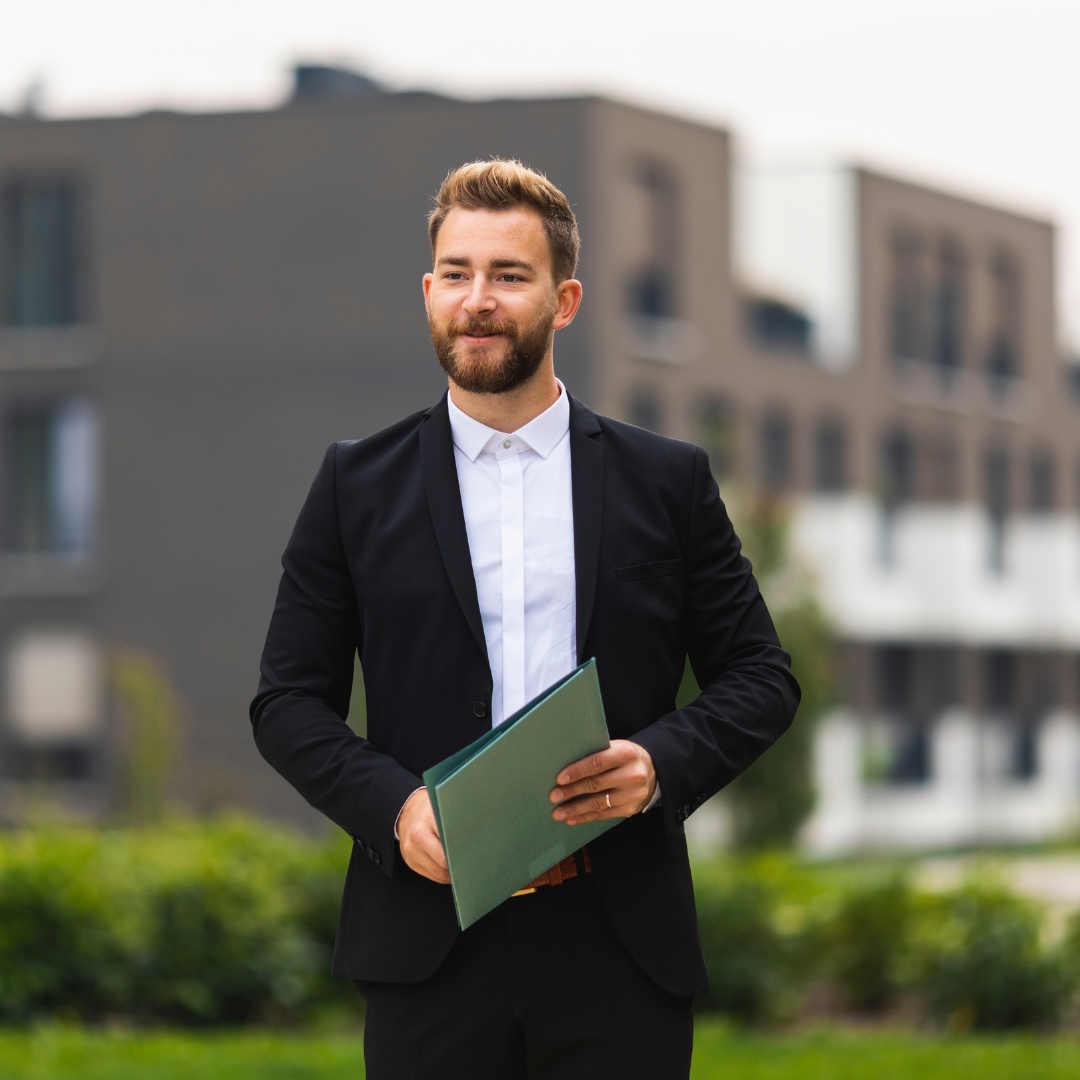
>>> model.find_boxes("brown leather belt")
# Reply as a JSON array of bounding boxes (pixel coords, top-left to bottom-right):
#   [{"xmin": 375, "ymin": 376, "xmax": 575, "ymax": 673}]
[{"xmin": 511, "ymin": 846, "xmax": 592, "ymax": 896}]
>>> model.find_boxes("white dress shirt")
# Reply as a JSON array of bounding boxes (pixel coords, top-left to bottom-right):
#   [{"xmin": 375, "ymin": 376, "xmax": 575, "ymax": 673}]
[
  {"xmin": 448, "ymin": 382, "xmax": 577, "ymax": 727},
  {"xmin": 395, "ymin": 381, "xmax": 657, "ymax": 838}
]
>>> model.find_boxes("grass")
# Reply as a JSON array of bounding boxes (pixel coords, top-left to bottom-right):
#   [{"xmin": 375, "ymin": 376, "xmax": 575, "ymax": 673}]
[
  {"xmin": 0, "ymin": 1028, "xmax": 367, "ymax": 1079},
  {"xmin": 691, "ymin": 1024, "xmax": 1080, "ymax": 1079},
  {"xmin": 3, "ymin": 1021, "xmax": 1080, "ymax": 1079}
]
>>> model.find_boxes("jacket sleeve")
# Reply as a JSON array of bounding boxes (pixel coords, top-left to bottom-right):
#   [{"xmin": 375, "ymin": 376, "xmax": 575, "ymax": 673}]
[
  {"xmin": 630, "ymin": 447, "xmax": 802, "ymax": 837},
  {"xmin": 249, "ymin": 443, "xmax": 421, "ymax": 877}
]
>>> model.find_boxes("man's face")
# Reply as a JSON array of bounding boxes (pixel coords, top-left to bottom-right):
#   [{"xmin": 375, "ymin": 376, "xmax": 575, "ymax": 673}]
[{"xmin": 424, "ymin": 206, "xmax": 561, "ymax": 395}]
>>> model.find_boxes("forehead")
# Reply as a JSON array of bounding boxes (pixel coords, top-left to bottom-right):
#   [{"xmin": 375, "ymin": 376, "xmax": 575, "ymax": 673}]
[{"xmin": 435, "ymin": 206, "xmax": 551, "ymax": 269}]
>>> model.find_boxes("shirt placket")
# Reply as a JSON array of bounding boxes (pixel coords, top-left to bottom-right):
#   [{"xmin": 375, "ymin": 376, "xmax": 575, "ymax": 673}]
[{"xmin": 497, "ymin": 438, "xmax": 526, "ymax": 722}]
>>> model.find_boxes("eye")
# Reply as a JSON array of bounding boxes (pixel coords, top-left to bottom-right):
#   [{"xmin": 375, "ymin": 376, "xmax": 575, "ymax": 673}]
[
  {"xmin": 444, "ymin": 271, "xmax": 466, "ymax": 281},
  {"xmin": 499, "ymin": 274, "xmax": 524, "ymax": 283}
]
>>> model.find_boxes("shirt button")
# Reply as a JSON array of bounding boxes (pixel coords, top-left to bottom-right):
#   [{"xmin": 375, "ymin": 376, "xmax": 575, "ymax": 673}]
[
  {"xmin": 473, "ymin": 701, "xmax": 487, "ymax": 718},
  {"xmin": 502, "ymin": 439, "xmax": 511, "ymax": 449}
]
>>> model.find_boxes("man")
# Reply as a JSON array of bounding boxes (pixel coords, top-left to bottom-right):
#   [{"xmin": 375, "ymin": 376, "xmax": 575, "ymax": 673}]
[{"xmin": 251, "ymin": 159, "xmax": 799, "ymax": 1078}]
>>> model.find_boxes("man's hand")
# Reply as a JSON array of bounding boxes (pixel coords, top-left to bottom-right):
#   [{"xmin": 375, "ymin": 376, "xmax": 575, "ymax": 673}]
[
  {"xmin": 549, "ymin": 740, "xmax": 656, "ymax": 825},
  {"xmin": 398, "ymin": 789, "xmax": 451, "ymax": 884}
]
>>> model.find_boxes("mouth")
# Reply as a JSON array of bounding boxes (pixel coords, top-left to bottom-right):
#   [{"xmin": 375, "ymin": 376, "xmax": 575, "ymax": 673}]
[{"xmin": 457, "ymin": 333, "xmax": 504, "ymax": 346}]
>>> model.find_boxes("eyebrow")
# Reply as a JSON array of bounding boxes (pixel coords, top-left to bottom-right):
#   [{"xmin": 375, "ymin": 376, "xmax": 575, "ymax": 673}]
[
  {"xmin": 490, "ymin": 259, "xmax": 536, "ymax": 272},
  {"xmin": 436, "ymin": 255, "xmax": 536, "ymax": 273}
]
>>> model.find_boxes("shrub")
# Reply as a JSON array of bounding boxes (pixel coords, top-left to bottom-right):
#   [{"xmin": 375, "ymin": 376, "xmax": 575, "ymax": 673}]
[
  {"xmin": 694, "ymin": 874, "xmax": 793, "ymax": 1022},
  {"xmin": 829, "ymin": 876, "xmax": 913, "ymax": 1011},
  {"xmin": 137, "ymin": 862, "xmax": 315, "ymax": 1024},
  {"xmin": 289, "ymin": 839, "xmax": 359, "ymax": 1014},
  {"xmin": 0, "ymin": 817, "xmax": 354, "ymax": 1026},
  {"xmin": 920, "ymin": 886, "xmax": 1073, "ymax": 1030},
  {"xmin": 0, "ymin": 833, "xmax": 134, "ymax": 1022}
]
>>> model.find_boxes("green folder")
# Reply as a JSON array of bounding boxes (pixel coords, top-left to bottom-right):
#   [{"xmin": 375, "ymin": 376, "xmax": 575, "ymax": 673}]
[{"xmin": 423, "ymin": 659, "xmax": 620, "ymax": 930}]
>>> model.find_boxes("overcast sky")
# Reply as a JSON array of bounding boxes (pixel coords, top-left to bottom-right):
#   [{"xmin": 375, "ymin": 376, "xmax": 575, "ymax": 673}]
[{"xmin": 4, "ymin": 0, "xmax": 1079, "ymax": 352}]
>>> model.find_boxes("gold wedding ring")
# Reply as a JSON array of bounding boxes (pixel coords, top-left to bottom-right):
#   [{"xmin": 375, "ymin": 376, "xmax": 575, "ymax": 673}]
[{"xmin": 605, "ymin": 792, "xmax": 612, "ymax": 809}]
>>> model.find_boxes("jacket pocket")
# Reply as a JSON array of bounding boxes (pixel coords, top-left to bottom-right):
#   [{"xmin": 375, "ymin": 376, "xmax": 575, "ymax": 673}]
[{"xmin": 614, "ymin": 558, "xmax": 683, "ymax": 584}]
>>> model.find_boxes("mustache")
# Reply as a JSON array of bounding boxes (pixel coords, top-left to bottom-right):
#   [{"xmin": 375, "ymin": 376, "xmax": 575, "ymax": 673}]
[{"xmin": 446, "ymin": 318, "xmax": 519, "ymax": 339}]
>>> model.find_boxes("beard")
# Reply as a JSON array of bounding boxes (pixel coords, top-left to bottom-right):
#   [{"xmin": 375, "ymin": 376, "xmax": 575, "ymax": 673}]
[{"xmin": 431, "ymin": 307, "xmax": 554, "ymax": 395}]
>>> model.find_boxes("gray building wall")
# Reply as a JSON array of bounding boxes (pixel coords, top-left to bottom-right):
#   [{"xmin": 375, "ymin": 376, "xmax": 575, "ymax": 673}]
[{"xmin": 0, "ymin": 92, "xmax": 603, "ymax": 824}]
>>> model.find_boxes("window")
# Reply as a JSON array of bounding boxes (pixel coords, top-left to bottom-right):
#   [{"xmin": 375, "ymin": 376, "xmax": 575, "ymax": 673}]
[
  {"xmin": 696, "ymin": 397, "xmax": 734, "ymax": 481},
  {"xmin": 926, "ymin": 434, "xmax": 960, "ymax": 502},
  {"xmin": 1026, "ymin": 655, "xmax": 1057, "ymax": 720},
  {"xmin": 626, "ymin": 161, "xmax": 679, "ymax": 320},
  {"xmin": 874, "ymin": 645, "xmax": 929, "ymax": 783},
  {"xmin": 986, "ymin": 249, "xmax": 1022, "ymax": 392},
  {"xmin": 628, "ymin": 390, "xmax": 662, "ymax": 434},
  {"xmin": 813, "ymin": 419, "xmax": 846, "ymax": 492},
  {"xmin": 984, "ymin": 447, "xmax": 1009, "ymax": 573},
  {"xmin": 877, "ymin": 645, "xmax": 914, "ymax": 713},
  {"xmin": 4, "ymin": 631, "xmax": 101, "ymax": 780},
  {"xmin": 760, "ymin": 412, "xmax": 792, "ymax": 489},
  {"xmin": 925, "ymin": 647, "xmax": 959, "ymax": 714},
  {"xmin": 1069, "ymin": 364, "xmax": 1080, "ymax": 404},
  {"xmin": 931, "ymin": 238, "xmax": 964, "ymax": 381},
  {"xmin": 981, "ymin": 648, "xmax": 1034, "ymax": 780},
  {"xmin": 880, "ymin": 429, "xmax": 915, "ymax": 508},
  {"xmin": 890, "ymin": 229, "xmax": 923, "ymax": 363},
  {"xmin": 1029, "ymin": 454, "xmax": 1055, "ymax": 514},
  {"xmin": 879, "ymin": 429, "xmax": 914, "ymax": 566},
  {"xmin": 6, "ymin": 398, "xmax": 97, "ymax": 554},
  {"xmin": 747, "ymin": 297, "xmax": 812, "ymax": 353},
  {"xmin": 4, "ymin": 180, "xmax": 77, "ymax": 327},
  {"xmin": 982, "ymin": 649, "xmax": 1017, "ymax": 714}
]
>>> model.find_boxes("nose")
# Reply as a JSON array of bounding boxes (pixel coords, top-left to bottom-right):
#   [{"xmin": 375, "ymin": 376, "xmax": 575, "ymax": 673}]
[{"xmin": 462, "ymin": 274, "xmax": 496, "ymax": 317}]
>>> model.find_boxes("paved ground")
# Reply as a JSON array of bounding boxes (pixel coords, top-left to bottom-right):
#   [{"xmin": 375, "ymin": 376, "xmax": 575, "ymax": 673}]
[{"xmin": 916, "ymin": 854, "xmax": 1080, "ymax": 909}]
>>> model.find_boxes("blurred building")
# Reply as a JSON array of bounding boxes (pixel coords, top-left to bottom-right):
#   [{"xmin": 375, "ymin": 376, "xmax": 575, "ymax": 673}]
[
  {"xmin": 735, "ymin": 167, "xmax": 1080, "ymax": 852},
  {"xmin": 0, "ymin": 69, "xmax": 1078, "ymax": 847}
]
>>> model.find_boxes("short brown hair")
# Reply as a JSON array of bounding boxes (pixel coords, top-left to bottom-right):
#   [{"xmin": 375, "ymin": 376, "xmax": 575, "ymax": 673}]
[{"xmin": 428, "ymin": 159, "xmax": 580, "ymax": 283}]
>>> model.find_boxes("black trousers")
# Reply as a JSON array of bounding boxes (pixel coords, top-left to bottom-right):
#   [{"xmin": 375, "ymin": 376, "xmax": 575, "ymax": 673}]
[{"xmin": 357, "ymin": 874, "xmax": 693, "ymax": 1079}]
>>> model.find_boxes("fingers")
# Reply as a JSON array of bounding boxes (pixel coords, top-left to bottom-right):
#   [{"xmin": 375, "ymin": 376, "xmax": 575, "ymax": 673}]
[
  {"xmin": 415, "ymin": 822, "xmax": 448, "ymax": 870},
  {"xmin": 551, "ymin": 768, "xmax": 651, "ymax": 824},
  {"xmin": 411, "ymin": 848, "xmax": 451, "ymax": 884},
  {"xmin": 551, "ymin": 762, "xmax": 645, "ymax": 806},
  {"xmin": 400, "ymin": 794, "xmax": 451, "ymax": 884},
  {"xmin": 550, "ymin": 740, "xmax": 656, "ymax": 825},
  {"xmin": 555, "ymin": 743, "xmax": 638, "ymax": 787},
  {"xmin": 406, "ymin": 836, "xmax": 450, "ymax": 884},
  {"xmin": 553, "ymin": 785, "xmax": 645, "ymax": 825}
]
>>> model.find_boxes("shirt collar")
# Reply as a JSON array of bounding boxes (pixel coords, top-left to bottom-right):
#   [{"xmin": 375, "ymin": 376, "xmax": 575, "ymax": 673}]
[{"xmin": 447, "ymin": 380, "xmax": 570, "ymax": 463}]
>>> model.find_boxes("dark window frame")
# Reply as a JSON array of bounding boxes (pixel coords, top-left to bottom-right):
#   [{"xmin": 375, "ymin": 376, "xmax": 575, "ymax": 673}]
[
  {"xmin": 2, "ymin": 176, "xmax": 81, "ymax": 328},
  {"xmin": 760, "ymin": 411, "xmax": 793, "ymax": 489},
  {"xmin": 889, "ymin": 227, "xmax": 924, "ymax": 364},
  {"xmin": 813, "ymin": 418, "xmax": 847, "ymax": 493}
]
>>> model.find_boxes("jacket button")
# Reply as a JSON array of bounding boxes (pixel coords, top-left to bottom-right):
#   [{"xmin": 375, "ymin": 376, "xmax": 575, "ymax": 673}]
[{"xmin": 472, "ymin": 701, "xmax": 487, "ymax": 718}]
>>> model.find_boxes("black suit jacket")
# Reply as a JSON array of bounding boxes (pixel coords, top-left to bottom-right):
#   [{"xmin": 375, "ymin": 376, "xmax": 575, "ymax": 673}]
[{"xmin": 250, "ymin": 392, "xmax": 800, "ymax": 997}]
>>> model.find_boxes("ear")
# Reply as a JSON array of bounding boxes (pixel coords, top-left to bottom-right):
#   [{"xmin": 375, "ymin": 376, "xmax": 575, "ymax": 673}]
[
  {"xmin": 422, "ymin": 272, "xmax": 433, "ymax": 316},
  {"xmin": 552, "ymin": 279, "xmax": 583, "ymax": 331}
]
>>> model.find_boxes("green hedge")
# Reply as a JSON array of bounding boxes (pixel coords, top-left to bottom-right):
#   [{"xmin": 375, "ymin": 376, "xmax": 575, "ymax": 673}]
[
  {"xmin": 0, "ymin": 818, "xmax": 352, "ymax": 1025},
  {"xmin": 3, "ymin": 820, "xmax": 1080, "ymax": 1030},
  {"xmin": 692, "ymin": 859, "xmax": 1080, "ymax": 1030}
]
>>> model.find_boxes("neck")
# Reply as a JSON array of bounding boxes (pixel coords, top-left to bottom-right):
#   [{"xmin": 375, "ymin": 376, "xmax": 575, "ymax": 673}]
[{"xmin": 448, "ymin": 357, "xmax": 561, "ymax": 433}]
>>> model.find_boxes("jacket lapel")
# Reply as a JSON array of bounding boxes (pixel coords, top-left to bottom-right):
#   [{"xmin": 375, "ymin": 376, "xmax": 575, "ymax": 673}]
[
  {"xmin": 569, "ymin": 396, "xmax": 604, "ymax": 663},
  {"xmin": 419, "ymin": 394, "xmax": 489, "ymax": 663}
]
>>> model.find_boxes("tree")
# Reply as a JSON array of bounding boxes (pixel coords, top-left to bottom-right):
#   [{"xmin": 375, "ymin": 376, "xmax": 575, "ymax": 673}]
[
  {"xmin": 677, "ymin": 493, "xmax": 833, "ymax": 848},
  {"xmin": 113, "ymin": 650, "xmax": 180, "ymax": 824}
]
